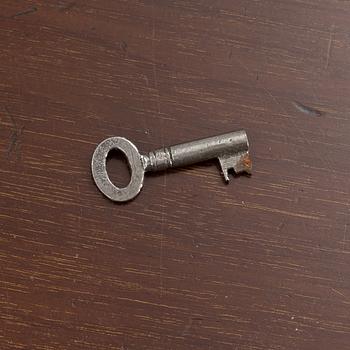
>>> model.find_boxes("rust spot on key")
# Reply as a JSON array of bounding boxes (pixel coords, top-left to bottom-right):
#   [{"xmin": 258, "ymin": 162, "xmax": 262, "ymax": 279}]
[{"xmin": 243, "ymin": 154, "xmax": 253, "ymax": 174}]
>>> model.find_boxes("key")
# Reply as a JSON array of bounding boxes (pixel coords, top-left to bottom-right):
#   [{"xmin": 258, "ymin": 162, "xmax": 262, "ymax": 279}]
[{"xmin": 91, "ymin": 130, "xmax": 252, "ymax": 202}]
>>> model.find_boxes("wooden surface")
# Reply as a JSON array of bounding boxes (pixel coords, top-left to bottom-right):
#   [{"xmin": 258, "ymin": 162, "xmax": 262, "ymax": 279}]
[{"xmin": 1, "ymin": 1, "xmax": 350, "ymax": 349}]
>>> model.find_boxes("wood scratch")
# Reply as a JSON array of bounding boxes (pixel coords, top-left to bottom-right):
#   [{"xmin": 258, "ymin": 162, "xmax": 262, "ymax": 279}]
[
  {"xmin": 262, "ymin": 89, "xmax": 331, "ymax": 171},
  {"xmin": 153, "ymin": 0, "xmax": 165, "ymax": 297},
  {"xmin": 277, "ymin": 221, "xmax": 285, "ymax": 232},
  {"xmin": 159, "ymin": 174, "xmax": 166, "ymax": 298},
  {"xmin": 262, "ymin": 87, "xmax": 286, "ymax": 115},
  {"xmin": 12, "ymin": 6, "xmax": 37, "ymax": 18},
  {"xmin": 342, "ymin": 223, "xmax": 347, "ymax": 252},
  {"xmin": 151, "ymin": 1, "xmax": 161, "ymax": 117},
  {"xmin": 120, "ymin": 40, "xmax": 128, "ymax": 54},
  {"xmin": 233, "ymin": 56, "xmax": 255, "ymax": 80},
  {"xmin": 325, "ymin": 31, "xmax": 334, "ymax": 69},
  {"xmin": 236, "ymin": 57, "xmax": 253, "ymax": 77},
  {"xmin": 181, "ymin": 318, "xmax": 193, "ymax": 336},
  {"xmin": 293, "ymin": 101, "xmax": 322, "ymax": 117},
  {"xmin": 232, "ymin": 56, "xmax": 265, "ymax": 108},
  {"xmin": 331, "ymin": 288, "xmax": 347, "ymax": 300},
  {"xmin": 4, "ymin": 106, "xmax": 24, "ymax": 160},
  {"xmin": 59, "ymin": 2, "xmax": 76, "ymax": 12},
  {"xmin": 77, "ymin": 184, "xmax": 83, "ymax": 234}
]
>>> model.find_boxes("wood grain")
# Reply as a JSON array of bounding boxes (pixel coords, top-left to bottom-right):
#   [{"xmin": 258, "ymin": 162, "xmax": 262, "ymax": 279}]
[{"xmin": 1, "ymin": 1, "xmax": 350, "ymax": 349}]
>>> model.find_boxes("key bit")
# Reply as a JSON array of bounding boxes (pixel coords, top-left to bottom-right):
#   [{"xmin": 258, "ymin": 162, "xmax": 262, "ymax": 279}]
[
  {"xmin": 91, "ymin": 130, "xmax": 252, "ymax": 202},
  {"xmin": 219, "ymin": 152, "xmax": 252, "ymax": 182}
]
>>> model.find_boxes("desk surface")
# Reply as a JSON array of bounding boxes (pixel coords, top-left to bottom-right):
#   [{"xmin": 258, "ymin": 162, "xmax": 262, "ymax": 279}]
[{"xmin": 1, "ymin": 1, "xmax": 350, "ymax": 349}]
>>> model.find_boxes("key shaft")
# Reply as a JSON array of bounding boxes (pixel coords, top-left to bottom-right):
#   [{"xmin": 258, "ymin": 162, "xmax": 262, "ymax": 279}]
[{"xmin": 143, "ymin": 130, "xmax": 251, "ymax": 181}]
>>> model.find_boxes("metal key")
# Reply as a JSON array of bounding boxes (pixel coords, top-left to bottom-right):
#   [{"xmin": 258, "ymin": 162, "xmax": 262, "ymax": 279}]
[{"xmin": 91, "ymin": 130, "xmax": 252, "ymax": 202}]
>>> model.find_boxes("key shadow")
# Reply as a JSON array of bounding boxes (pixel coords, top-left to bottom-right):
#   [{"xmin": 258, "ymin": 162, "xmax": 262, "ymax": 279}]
[
  {"xmin": 99, "ymin": 156, "xmax": 251, "ymax": 205},
  {"xmin": 146, "ymin": 159, "xmax": 252, "ymax": 182}
]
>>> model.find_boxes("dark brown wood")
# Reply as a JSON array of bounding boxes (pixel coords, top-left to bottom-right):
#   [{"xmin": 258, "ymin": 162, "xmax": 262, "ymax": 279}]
[{"xmin": 1, "ymin": 1, "xmax": 350, "ymax": 349}]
